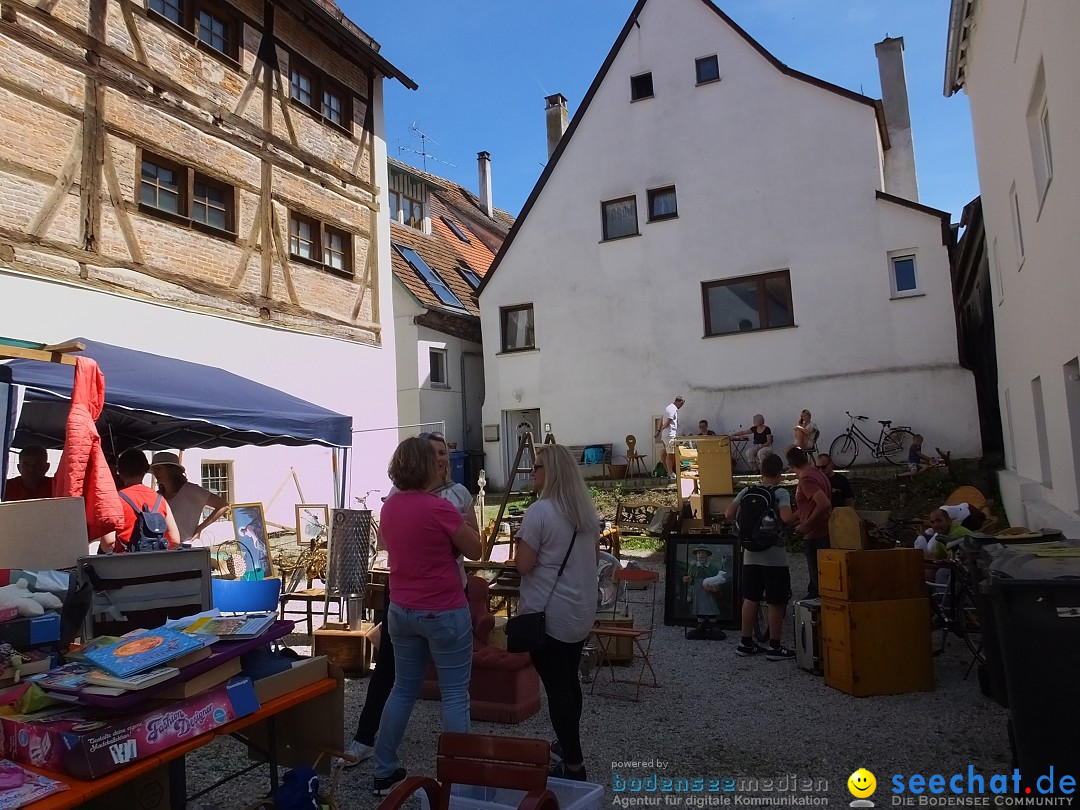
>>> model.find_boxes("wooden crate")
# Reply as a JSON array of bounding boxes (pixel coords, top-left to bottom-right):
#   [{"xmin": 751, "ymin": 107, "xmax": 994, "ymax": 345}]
[
  {"xmin": 820, "ymin": 597, "xmax": 934, "ymax": 696},
  {"xmin": 594, "ymin": 614, "xmax": 634, "ymax": 662},
  {"xmin": 313, "ymin": 622, "xmax": 374, "ymax": 678},
  {"xmin": 818, "ymin": 548, "xmax": 925, "ymax": 602}
]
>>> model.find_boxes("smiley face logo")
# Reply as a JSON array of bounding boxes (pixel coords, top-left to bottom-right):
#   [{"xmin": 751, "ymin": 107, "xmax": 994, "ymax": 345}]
[{"xmin": 848, "ymin": 768, "xmax": 877, "ymax": 798}]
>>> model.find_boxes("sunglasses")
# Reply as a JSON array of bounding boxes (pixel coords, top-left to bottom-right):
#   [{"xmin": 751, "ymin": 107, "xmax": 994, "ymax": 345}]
[{"xmin": 419, "ymin": 431, "xmax": 446, "ymax": 441}]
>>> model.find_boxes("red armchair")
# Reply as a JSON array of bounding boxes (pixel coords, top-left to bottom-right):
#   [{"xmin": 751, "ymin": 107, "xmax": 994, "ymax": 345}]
[{"xmin": 420, "ymin": 576, "xmax": 541, "ymax": 724}]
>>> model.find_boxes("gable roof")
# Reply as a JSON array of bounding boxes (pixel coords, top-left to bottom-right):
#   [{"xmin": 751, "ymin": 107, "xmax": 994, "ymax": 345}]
[
  {"xmin": 477, "ymin": 0, "xmax": 882, "ymax": 295},
  {"xmin": 386, "ymin": 161, "xmax": 513, "ymax": 328}
]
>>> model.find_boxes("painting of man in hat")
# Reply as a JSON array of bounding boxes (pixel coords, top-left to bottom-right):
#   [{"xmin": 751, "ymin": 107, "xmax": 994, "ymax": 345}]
[{"xmin": 682, "ymin": 544, "xmax": 728, "ymax": 639}]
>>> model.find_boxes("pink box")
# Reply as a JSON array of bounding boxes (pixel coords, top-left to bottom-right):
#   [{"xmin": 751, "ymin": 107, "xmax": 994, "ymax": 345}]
[{"xmin": 0, "ymin": 675, "xmax": 259, "ymax": 779}]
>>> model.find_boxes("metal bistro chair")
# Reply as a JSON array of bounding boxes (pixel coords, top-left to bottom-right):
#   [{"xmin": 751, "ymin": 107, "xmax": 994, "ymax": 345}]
[{"xmin": 590, "ymin": 567, "xmax": 660, "ymax": 701}]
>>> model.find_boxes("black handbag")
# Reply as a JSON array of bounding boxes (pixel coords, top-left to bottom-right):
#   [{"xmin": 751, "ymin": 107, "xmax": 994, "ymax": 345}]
[{"xmin": 506, "ymin": 529, "xmax": 577, "ymax": 653}]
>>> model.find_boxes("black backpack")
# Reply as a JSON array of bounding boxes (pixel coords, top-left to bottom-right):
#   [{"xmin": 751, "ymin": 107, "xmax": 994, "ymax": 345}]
[
  {"xmin": 736, "ymin": 485, "xmax": 784, "ymax": 552},
  {"xmin": 118, "ymin": 491, "xmax": 169, "ymax": 552}
]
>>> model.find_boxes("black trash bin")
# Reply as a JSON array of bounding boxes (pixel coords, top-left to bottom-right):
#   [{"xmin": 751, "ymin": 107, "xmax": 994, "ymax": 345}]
[{"xmin": 987, "ymin": 575, "xmax": 1080, "ymax": 779}]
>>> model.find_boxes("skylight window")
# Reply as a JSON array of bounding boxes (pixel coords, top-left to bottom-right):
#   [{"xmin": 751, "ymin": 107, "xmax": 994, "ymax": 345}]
[
  {"xmin": 394, "ymin": 243, "xmax": 465, "ymax": 309},
  {"xmin": 458, "ymin": 262, "xmax": 481, "ymax": 289},
  {"xmin": 441, "ymin": 215, "xmax": 472, "ymax": 244}
]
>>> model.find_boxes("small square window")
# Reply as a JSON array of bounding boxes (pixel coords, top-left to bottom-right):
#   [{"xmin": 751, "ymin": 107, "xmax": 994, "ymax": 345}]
[
  {"xmin": 148, "ymin": 0, "xmax": 182, "ymax": 25},
  {"xmin": 696, "ymin": 55, "xmax": 720, "ymax": 85},
  {"xmin": 290, "ymin": 68, "xmax": 313, "ymax": 108},
  {"xmin": 601, "ymin": 196, "xmax": 638, "ymax": 241},
  {"xmin": 322, "ymin": 89, "xmax": 343, "ymax": 126},
  {"xmin": 429, "ymin": 348, "xmax": 448, "ymax": 387},
  {"xmin": 890, "ymin": 254, "xmax": 919, "ymax": 296},
  {"xmin": 501, "ymin": 304, "xmax": 535, "ymax": 352},
  {"xmin": 323, "ymin": 226, "xmax": 348, "ymax": 272},
  {"xmin": 192, "ymin": 176, "xmax": 231, "ymax": 231},
  {"xmin": 289, "ymin": 215, "xmax": 316, "ymax": 261},
  {"xmin": 630, "ymin": 72, "xmax": 654, "ymax": 102},
  {"xmin": 197, "ymin": 9, "xmax": 230, "ymax": 55},
  {"xmin": 647, "ymin": 186, "xmax": 678, "ymax": 222},
  {"xmin": 140, "ymin": 159, "xmax": 182, "ymax": 214}
]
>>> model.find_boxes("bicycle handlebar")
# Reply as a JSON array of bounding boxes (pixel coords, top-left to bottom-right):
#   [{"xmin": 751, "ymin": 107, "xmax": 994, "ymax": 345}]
[{"xmin": 844, "ymin": 411, "xmax": 869, "ymax": 421}]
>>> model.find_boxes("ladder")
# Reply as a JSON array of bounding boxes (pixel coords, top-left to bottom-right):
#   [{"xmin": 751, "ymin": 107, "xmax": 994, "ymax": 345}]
[{"xmin": 483, "ymin": 430, "xmax": 556, "ymax": 560}]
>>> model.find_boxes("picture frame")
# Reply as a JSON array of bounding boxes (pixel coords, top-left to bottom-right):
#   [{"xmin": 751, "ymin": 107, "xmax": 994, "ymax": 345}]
[
  {"xmin": 664, "ymin": 534, "xmax": 740, "ymax": 628},
  {"xmin": 295, "ymin": 504, "xmax": 329, "ymax": 547},
  {"xmin": 230, "ymin": 503, "xmax": 274, "ymax": 579}
]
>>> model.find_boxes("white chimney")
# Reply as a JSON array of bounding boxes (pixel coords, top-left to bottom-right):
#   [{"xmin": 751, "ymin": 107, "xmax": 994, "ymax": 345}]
[
  {"xmin": 477, "ymin": 151, "xmax": 493, "ymax": 218},
  {"xmin": 875, "ymin": 36, "xmax": 919, "ymax": 201},
  {"xmin": 545, "ymin": 93, "xmax": 568, "ymax": 159}
]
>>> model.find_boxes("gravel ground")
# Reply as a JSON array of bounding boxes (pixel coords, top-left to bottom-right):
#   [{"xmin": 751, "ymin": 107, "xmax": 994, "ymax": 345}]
[{"xmin": 185, "ymin": 548, "xmax": 1011, "ymax": 809}]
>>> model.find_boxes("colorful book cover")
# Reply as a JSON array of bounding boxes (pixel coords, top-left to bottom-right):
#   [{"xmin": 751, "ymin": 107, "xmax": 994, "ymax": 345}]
[
  {"xmin": 0, "ymin": 760, "xmax": 68, "ymax": 809},
  {"xmin": 85, "ymin": 666, "xmax": 179, "ymax": 690},
  {"xmin": 27, "ymin": 662, "xmax": 97, "ymax": 694},
  {"xmin": 186, "ymin": 613, "xmax": 275, "ymax": 639},
  {"xmin": 84, "ymin": 627, "xmax": 205, "ymax": 677}
]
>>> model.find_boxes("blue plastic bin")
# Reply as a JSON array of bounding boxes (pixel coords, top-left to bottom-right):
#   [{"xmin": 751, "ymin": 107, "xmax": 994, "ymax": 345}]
[{"xmin": 449, "ymin": 450, "xmax": 467, "ymax": 487}]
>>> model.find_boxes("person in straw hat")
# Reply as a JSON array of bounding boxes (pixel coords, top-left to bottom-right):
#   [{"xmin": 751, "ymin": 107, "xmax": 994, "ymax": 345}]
[{"xmin": 149, "ymin": 451, "xmax": 228, "ymax": 544}]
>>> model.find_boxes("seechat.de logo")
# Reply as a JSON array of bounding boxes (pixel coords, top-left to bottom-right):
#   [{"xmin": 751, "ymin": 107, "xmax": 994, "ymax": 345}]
[{"xmin": 849, "ymin": 768, "xmax": 877, "ymax": 808}]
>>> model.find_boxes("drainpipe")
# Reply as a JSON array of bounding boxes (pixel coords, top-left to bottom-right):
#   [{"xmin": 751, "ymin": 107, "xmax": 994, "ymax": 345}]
[{"xmin": 461, "ymin": 350, "xmax": 483, "ymax": 451}]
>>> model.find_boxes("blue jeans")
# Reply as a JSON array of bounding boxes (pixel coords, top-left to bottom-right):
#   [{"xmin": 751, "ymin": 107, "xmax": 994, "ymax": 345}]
[{"xmin": 373, "ymin": 603, "xmax": 472, "ymax": 778}]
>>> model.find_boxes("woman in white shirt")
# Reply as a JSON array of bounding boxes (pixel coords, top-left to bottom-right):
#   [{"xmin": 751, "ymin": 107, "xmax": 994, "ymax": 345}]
[{"xmin": 149, "ymin": 452, "xmax": 229, "ymax": 544}]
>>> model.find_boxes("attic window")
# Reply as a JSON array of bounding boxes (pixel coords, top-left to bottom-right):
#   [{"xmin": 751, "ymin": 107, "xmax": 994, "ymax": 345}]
[
  {"xmin": 630, "ymin": 72, "xmax": 654, "ymax": 102},
  {"xmin": 394, "ymin": 243, "xmax": 465, "ymax": 309},
  {"xmin": 458, "ymin": 262, "xmax": 481, "ymax": 289},
  {"xmin": 695, "ymin": 55, "xmax": 720, "ymax": 85},
  {"xmin": 441, "ymin": 215, "xmax": 471, "ymax": 244}
]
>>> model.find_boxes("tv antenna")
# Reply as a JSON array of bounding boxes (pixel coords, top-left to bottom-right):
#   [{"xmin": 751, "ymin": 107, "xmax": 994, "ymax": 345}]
[{"xmin": 397, "ymin": 123, "xmax": 456, "ymax": 172}]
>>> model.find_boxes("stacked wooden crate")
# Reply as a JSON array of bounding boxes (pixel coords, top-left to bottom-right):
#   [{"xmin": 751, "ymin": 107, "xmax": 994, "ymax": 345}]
[{"xmin": 819, "ymin": 509, "xmax": 934, "ymax": 696}]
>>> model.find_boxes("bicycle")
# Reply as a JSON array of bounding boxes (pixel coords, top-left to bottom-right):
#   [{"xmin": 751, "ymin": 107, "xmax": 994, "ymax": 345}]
[
  {"xmin": 828, "ymin": 411, "xmax": 914, "ymax": 467},
  {"xmin": 926, "ymin": 545, "xmax": 984, "ymax": 677},
  {"xmin": 867, "ymin": 515, "xmax": 924, "ymax": 548}
]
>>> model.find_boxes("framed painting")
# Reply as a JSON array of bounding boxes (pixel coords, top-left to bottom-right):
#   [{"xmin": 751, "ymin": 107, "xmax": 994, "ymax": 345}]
[
  {"xmin": 664, "ymin": 534, "xmax": 740, "ymax": 628},
  {"xmin": 295, "ymin": 504, "xmax": 329, "ymax": 547},
  {"xmin": 230, "ymin": 503, "xmax": 274, "ymax": 579}
]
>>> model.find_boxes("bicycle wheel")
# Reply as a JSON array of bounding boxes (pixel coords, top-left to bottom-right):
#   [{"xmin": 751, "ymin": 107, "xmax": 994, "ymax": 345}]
[
  {"xmin": 829, "ymin": 433, "xmax": 858, "ymax": 468},
  {"xmin": 955, "ymin": 586, "xmax": 985, "ymax": 665},
  {"xmin": 881, "ymin": 429, "xmax": 914, "ymax": 465}
]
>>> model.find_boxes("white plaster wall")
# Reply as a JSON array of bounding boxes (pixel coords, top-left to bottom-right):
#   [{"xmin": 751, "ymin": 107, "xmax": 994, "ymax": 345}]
[
  {"xmin": 480, "ymin": 0, "xmax": 980, "ymax": 488},
  {"xmin": 961, "ymin": 0, "xmax": 1080, "ymax": 535}
]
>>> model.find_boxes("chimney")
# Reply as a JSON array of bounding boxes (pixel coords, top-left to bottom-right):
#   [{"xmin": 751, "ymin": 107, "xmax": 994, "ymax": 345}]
[
  {"xmin": 875, "ymin": 36, "xmax": 919, "ymax": 201},
  {"xmin": 477, "ymin": 151, "xmax": 493, "ymax": 218},
  {"xmin": 545, "ymin": 93, "xmax": 568, "ymax": 159}
]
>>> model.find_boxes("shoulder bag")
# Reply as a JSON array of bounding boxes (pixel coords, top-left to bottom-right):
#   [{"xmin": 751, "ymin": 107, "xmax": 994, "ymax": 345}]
[{"xmin": 505, "ymin": 528, "xmax": 577, "ymax": 653}]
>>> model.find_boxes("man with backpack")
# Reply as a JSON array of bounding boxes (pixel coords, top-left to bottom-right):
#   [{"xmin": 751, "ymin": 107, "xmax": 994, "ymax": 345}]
[
  {"xmin": 724, "ymin": 453, "xmax": 796, "ymax": 659},
  {"xmin": 97, "ymin": 449, "xmax": 180, "ymax": 553}
]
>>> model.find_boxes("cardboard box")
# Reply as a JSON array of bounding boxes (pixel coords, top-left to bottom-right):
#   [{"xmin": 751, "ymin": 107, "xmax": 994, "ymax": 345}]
[
  {"xmin": 0, "ymin": 675, "xmax": 259, "ymax": 779},
  {"xmin": 0, "ymin": 497, "xmax": 89, "ymax": 569},
  {"xmin": 246, "ymin": 659, "xmax": 343, "ymax": 772},
  {"xmin": 0, "ymin": 613, "xmax": 61, "ymax": 648},
  {"xmin": 829, "ymin": 507, "xmax": 870, "ymax": 550}
]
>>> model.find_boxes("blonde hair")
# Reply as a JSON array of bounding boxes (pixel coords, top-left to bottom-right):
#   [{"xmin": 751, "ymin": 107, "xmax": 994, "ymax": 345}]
[
  {"xmin": 535, "ymin": 445, "xmax": 599, "ymax": 532},
  {"xmin": 388, "ymin": 437, "xmax": 437, "ymax": 491}
]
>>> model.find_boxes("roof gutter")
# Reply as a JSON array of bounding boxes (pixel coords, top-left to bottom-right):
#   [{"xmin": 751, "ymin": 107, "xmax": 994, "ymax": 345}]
[{"xmin": 944, "ymin": 0, "xmax": 972, "ymax": 97}]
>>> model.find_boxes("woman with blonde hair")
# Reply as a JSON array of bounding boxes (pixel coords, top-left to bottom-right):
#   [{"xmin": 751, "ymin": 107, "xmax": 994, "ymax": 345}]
[
  {"xmin": 794, "ymin": 409, "xmax": 818, "ymax": 452},
  {"xmin": 371, "ymin": 437, "xmax": 482, "ymax": 796},
  {"xmin": 515, "ymin": 444, "xmax": 600, "ymax": 782}
]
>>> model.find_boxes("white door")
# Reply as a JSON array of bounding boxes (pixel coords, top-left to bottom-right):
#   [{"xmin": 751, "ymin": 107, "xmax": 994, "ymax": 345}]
[{"xmin": 504, "ymin": 409, "xmax": 541, "ymax": 491}]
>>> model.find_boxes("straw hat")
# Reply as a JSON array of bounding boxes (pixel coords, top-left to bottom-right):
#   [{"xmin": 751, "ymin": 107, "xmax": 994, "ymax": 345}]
[{"xmin": 691, "ymin": 545, "xmax": 712, "ymax": 556}]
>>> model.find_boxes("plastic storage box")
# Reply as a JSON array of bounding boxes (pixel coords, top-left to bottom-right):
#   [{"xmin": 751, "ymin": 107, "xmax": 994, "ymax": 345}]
[{"xmin": 420, "ymin": 778, "xmax": 603, "ymax": 810}]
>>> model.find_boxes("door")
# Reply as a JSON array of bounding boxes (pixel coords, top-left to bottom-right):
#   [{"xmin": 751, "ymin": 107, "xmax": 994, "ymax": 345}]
[{"xmin": 504, "ymin": 409, "xmax": 540, "ymax": 491}]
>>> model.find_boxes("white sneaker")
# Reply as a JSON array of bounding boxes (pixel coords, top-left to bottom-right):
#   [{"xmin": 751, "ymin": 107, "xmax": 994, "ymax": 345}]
[{"xmin": 334, "ymin": 739, "xmax": 374, "ymax": 768}]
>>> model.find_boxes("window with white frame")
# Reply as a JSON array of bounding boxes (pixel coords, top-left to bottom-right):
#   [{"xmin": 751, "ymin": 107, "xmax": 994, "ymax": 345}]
[
  {"xmin": 601, "ymin": 196, "xmax": 638, "ymax": 240},
  {"xmin": 889, "ymin": 252, "xmax": 920, "ymax": 297},
  {"xmin": 289, "ymin": 211, "xmax": 353, "ymax": 276},
  {"xmin": 200, "ymin": 461, "xmax": 232, "ymax": 518},
  {"xmin": 429, "ymin": 348, "xmax": 448, "ymax": 387},
  {"xmin": 1026, "ymin": 62, "xmax": 1053, "ymax": 208},
  {"xmin": 389, "ymin": 169, "xmax": 426, "ymax": 231}
]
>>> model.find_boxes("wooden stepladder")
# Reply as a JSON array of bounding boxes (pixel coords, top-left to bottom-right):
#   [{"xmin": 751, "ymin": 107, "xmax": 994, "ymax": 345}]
[{"xmin": 483, "ymin": 431, "xmax": 556, "ymax": 560}]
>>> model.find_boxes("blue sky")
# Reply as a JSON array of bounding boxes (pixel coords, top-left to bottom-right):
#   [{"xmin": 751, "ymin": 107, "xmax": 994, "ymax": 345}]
[{"xmin": 342, "ymin": 0, "xmax": 979, "ymax": 222}]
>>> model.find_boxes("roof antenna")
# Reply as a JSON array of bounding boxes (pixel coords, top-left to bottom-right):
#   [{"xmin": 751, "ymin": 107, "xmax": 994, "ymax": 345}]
[{"xmin": 397, "ymin": 123, "xmax": 456, "ymax": 172}]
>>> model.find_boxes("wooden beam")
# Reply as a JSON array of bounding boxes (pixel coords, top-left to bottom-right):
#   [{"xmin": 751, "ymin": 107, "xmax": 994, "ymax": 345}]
[
  {"xmin": 271, "ymin": 68, "xmax": 298, "ymax": 148},
  {"xmin": 230, "ymin": 197, "xmax": 263, "ymax": 288},
  {"xmin": 118, "ymin": 0, "xmax": 147, "ymax": 64},
  {"xmin": 269, "ymin": 203, "xmax": 298, "ymax": 305},
  {"xmin": 0, "ymin": 345, "xmax": 78, "ymax": 364},
  {"xmin": 233, "ymin": 61, "xmax": 262, "ymax": 118},
  {"xmin": 101, "ymin": 144, "xmax": 145, "ymax": 264},
  {"xmin": 259, "ymin": 65, "xmax": 274, "ymax": 300},
  {"xmin": 28, "ymin": 127, "xmax": 82, "ymax": 236}
]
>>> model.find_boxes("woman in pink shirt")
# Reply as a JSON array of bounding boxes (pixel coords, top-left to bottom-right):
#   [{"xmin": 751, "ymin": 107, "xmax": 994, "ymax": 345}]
[{"xmin": 371, "ymin": 437, "xmax": 482, "ymax": 796}]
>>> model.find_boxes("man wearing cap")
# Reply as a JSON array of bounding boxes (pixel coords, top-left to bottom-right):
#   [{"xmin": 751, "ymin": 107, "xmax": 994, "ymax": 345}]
[
  {"xmin": 682, "ymin": 545, "xmax": 726, "ymax": 640},
  {"xmin": 150, "ymin": 451, "xmax": 229, "ymax": 544},
  {"xmin": 655, "ymin": 396, "xmax": 684, "ymax": 479}
]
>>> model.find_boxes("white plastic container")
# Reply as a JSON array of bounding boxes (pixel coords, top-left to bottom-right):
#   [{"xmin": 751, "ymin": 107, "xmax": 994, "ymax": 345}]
[{"xmin": 419, "ymin": 778, "xmax": 604, "ymax": 810}]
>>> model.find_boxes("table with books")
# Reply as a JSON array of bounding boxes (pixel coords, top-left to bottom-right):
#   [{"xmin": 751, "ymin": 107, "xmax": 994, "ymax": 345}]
[{"xmin": 0, "ymin": 612, "xmax": 344, "ymax": 810}]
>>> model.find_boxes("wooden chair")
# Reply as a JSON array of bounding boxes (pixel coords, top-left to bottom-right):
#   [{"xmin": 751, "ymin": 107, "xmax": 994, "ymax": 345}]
[
  {"xmin": 944, "ymin": 486, "xmax": 999, "ymax": 533},
  {"xmin": 590, "ymin": 568, "xmax": 660, "ymax": 701},
  {"xmin": 377, "ymin": 732, "xmax": 558, "ymax": 810},
  {"xmin": 626, "ymin": 435, "xmax": 649, "ymax": 478}
]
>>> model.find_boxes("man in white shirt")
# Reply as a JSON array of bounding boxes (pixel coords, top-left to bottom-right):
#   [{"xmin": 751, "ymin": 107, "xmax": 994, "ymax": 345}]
[{"xmin": 654, "ymin": 395, "xmax": 684, "ymax": 479}]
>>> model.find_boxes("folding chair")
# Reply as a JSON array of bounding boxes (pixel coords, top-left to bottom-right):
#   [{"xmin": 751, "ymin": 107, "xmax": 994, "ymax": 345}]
[
  {"xmin": 590, "ymin": 568, "xmax": 660, "ymax": 701},
  {"xmin": 377, "ymin": 732, "xmax": 557, "ymax": 810}
]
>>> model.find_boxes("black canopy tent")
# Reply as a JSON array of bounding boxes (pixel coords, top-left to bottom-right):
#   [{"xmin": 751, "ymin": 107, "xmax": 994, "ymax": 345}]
[{"xmin": 1, "ymin": 338, "xmax": 353, "ymax": 504}]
